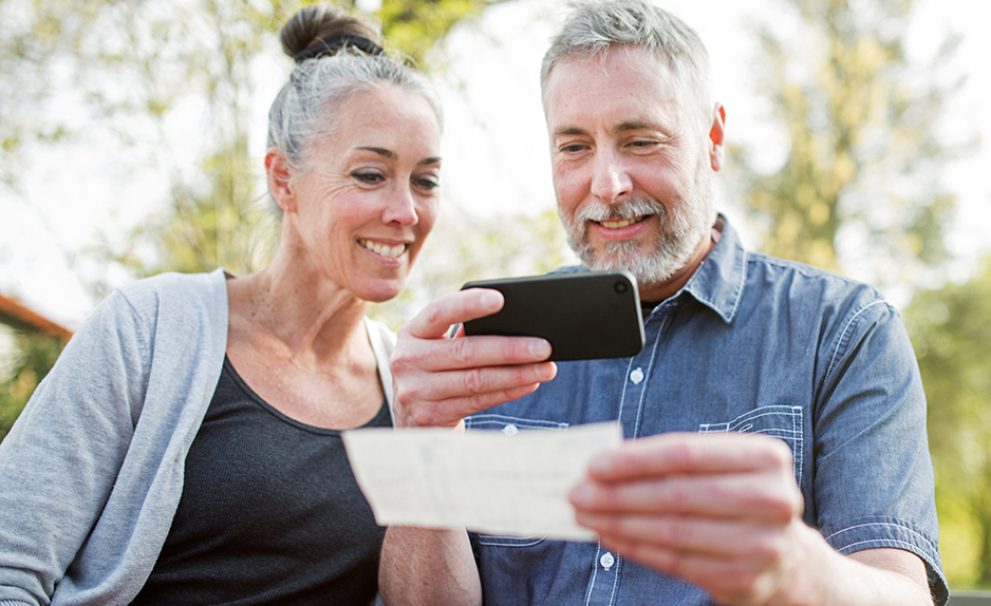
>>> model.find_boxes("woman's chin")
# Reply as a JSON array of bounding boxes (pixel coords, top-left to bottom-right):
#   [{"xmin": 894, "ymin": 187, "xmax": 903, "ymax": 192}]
[{"xmin": 358, "ymin": 281, "xmax": 405, "ymax": 304}]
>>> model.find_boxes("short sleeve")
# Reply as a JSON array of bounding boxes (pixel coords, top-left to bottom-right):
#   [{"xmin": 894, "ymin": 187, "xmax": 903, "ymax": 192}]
[{"xmin": 812, "ymin": 298, "xmax": 948, "ymax": 604}]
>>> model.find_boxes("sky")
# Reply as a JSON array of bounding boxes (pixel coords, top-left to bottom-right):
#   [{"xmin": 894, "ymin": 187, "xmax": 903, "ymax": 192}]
[{"xmin": 1, "ymin": 0, "xmax": 988, "ymax": 330}]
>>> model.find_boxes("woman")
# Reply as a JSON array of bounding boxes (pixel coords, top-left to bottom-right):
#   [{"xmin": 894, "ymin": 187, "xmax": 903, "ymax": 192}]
[{"xmin": 0, "ymin": 5, "xmax": 442, "ymax": 605}]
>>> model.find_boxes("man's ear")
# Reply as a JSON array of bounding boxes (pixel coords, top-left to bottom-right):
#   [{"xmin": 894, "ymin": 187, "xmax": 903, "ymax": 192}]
[
  {"xmin": 708, "ymin": 103, "xmax": 726, "ymax": 172},
  {"xmin": 265, "ymin": 148, "xmax": 296, "ymax": 212}
]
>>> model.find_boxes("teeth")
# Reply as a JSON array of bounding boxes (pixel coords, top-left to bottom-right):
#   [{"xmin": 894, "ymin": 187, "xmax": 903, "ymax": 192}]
[
  {"xmin": 360, "ymin": 239, "xmax": 406, "ymax": 258},
  {"xmin": 599, "ymin": 217, "xmax": 637, "ymax": 229}
]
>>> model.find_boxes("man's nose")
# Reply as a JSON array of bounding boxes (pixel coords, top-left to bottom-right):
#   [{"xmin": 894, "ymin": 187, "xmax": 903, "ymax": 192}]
[{"xmin": 589, "ymin": 149, "xmax": 632, "ymax": 204}]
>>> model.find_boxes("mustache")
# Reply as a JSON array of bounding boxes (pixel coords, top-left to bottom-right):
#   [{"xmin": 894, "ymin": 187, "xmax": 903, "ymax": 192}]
[{"xmin": 575, "ymin": 198, "xmax": 666, "ymax": 223}]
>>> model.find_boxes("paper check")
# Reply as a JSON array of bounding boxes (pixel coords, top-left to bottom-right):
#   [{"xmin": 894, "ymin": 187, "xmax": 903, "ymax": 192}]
[{"xmin": 342, "ymin": 421, "xmax": 623, "ymax": 541}]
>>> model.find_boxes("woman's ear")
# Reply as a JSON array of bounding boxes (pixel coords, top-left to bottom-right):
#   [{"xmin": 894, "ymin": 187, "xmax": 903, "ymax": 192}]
[
  {"xmin": 265, "ymin": 148, "xmax": 296, "ymax": 212},
  {"xmin": 708, "ymin": 103, "xmax": 726, "ymax": 172}
]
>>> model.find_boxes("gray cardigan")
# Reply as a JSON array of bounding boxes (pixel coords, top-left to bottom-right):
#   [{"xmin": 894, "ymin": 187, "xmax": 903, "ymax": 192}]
[{"xmin": 0, "ymin": 269, "xmax": 396, "ymax": 606}]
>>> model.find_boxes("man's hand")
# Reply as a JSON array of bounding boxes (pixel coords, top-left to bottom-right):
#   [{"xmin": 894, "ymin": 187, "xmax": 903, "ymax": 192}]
[
  {"xmin": 570, "ymin": 432, "xmax": 813, "ymax": 605},
  {"xmin": 390, "ymin": 287, "xmax": 557, "ymax": 429}
]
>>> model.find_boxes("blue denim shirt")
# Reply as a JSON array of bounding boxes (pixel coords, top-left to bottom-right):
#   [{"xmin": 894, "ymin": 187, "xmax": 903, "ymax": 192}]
[{"xmin": 465, "ymin": 216, "xmax": 948, "ymax": 606}]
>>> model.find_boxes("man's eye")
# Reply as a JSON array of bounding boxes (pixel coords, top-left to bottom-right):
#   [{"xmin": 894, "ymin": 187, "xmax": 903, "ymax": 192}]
[
  {"xmin": 559, "ymin": 143, "xmax": 587, "ymax": 153},
  {"xmin": 353, "ymin": 171, "xmax": 384, "ymax": 184}
]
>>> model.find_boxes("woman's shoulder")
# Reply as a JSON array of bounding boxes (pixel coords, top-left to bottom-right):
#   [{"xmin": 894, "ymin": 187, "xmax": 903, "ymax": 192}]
[
  {"xmin": 83, "ymin": 269, "xmax": 228, "ymax": 338},
  {"xmin": 113, "ymin": 269, "xmax": 227, "ymax": 312}
]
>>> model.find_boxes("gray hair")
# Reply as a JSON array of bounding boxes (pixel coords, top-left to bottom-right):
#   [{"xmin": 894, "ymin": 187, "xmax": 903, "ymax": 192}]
[
  {"xmin": 266, "ymin": 5, "xmax": 441, "ymax": 173},
  {"xmin": 540, "ymin": 0, "xmax": 712, "ymax": 128},
  {"xmin": 267, "ymin": 55, "xmax": 442, "ymax": 171}
]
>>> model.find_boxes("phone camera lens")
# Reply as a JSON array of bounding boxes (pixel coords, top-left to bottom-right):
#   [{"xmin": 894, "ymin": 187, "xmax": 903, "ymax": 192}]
[{"xmin": 614, "ymin": 281, "xmax": 628, "ymax": 294}]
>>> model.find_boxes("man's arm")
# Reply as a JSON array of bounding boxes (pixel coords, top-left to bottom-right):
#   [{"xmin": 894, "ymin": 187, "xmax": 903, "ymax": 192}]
[
  {"xmin": 379, "ymin": 288, "xmax": 556, "ymax": 604},
  {"xmin": 570, "ymin": 432, "xmax": 933, "ymax": 606}
]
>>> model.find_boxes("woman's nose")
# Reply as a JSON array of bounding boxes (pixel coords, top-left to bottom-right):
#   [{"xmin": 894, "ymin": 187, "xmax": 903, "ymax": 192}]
[{"xmin": 382, "ymin": 185, "xmax": 418, "ymax": 225}]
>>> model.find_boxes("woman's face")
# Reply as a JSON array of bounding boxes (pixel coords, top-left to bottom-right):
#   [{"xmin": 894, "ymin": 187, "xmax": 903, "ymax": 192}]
[{"xmin": 280, "ymin": 85, "xmax": 442, "ymax": 303}]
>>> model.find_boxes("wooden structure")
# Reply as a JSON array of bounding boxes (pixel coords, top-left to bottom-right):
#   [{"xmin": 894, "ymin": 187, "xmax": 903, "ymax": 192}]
[{"xmin": 0, "ymin": 293, "xmax": 73, "ymax": 341}]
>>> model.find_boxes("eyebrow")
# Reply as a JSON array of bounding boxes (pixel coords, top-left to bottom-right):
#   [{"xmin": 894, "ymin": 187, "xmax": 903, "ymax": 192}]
[
  {"xmin": 552, "ymin": 121, "xmax": 667, "ymax": 138},
  {"xmin": 355, "ymin": 146, "xmax": 441, "ymax": 166},
  {"xmin": 616, "ymin": 120, "xmax": 664, "ymax": 132}
]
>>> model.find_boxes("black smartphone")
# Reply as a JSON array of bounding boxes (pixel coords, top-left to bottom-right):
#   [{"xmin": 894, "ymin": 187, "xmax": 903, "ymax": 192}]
[{"xmin": 461, "ymin": 270, "xmax": 645, "ymax": 361}]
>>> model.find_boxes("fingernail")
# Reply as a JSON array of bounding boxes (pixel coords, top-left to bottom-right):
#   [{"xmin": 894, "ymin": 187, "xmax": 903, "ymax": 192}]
[
  {"xmin": 570, "ymin": 483, "xmax": 595, "ymax": 506},
  {"xmin": 529, "ymin": 339, "xmax": 551, "ymax": 359},
  {"xmin": 479, "ymin": 290, "xmax": 502, "ymax": 308},
  {"xmin": 588, "ymin": 457, "xmax": 613, "ymax": 475}
]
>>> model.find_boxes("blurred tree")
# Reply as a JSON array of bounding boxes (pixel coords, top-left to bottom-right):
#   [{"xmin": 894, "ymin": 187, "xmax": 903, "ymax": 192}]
[
  {"xmin": 729, "ymin": 0, "xmax": 964, "ymax": 292},
  {"xmin": 0, "ymin": 331, "xmax": 65, "ymax": 440},
  {"xmin": 1, "ymin": 0, "xmax": 491, "ymax": 288},
  {"xmin": 905, "ymin": 259, "xmax": 991, "ymax": 587},
  {"xmin": 0, "ymin": 0, "xmax": 497, "ymax": 432}
]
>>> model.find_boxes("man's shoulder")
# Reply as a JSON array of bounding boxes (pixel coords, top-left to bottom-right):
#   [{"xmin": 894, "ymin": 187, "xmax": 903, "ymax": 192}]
[
  {"xmin": 741, "ymin": 251, "xmax": 898, "ymax": 328},
  {"xmin": 747, "ymin": 251, "xmax": 883, "ymax": 298}
]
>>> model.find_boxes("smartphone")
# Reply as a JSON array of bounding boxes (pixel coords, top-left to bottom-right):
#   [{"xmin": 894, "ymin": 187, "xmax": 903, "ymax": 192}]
[{"xmin": 461, "ymin": 270, "xmax": 645, "ymax": 361}]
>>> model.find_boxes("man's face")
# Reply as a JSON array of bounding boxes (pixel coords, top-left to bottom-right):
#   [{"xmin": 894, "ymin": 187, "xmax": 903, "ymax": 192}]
[{"xmin": 543, "ymin": 46, "xmax": 721, "ymax": 293}]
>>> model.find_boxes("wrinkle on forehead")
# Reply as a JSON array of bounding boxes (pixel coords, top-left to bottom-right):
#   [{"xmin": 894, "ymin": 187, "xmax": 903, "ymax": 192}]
[{"xmin": 545, "ymin": 45, "xmax": 709, "ymax": 137}]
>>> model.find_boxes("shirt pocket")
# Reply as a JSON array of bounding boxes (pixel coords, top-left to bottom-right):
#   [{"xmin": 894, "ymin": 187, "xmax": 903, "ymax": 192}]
[
  {"xmin": 465, "ymin": 413, "xmax": 570, "ymax": 547},
  {"xmin": 697, "ymin": 405, "xmax": 804, "ymax": 487}
]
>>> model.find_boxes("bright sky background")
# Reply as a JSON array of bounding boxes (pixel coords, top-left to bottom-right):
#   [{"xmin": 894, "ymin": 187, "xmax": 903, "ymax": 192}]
[{"xmin": 1, "ymin": 0, "xmax": 988, "ymax": 329}]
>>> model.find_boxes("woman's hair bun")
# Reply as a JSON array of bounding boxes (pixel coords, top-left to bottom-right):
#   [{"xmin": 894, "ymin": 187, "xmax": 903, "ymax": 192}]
[{"xmin": 280, "ymin": 5, "xmax": 383, "ymax": 62}]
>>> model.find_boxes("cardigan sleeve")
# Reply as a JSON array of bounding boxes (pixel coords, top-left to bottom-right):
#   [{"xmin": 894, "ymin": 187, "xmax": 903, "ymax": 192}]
[{"xmin": 0, "ymin": 291, "xmax": 150, "ymax": 605}]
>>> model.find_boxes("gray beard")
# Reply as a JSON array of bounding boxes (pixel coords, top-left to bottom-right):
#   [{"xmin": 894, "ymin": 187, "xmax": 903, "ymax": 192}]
[{"xmin": 560, "ymin": 170, "xmax": 715, "ymax": 287}]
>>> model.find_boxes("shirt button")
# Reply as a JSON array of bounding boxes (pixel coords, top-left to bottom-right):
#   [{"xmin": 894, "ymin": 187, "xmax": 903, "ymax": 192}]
[
  {"xmin": 629, "ymin": 368, "xmax": 644, "ymax": 384},
  {"xmin": 599, "ymin": 552, "xmax": 615, "ymax": 570},
  {"xmin": 502, "ymin": 424, "xmax": 519, "ymax": 436}
]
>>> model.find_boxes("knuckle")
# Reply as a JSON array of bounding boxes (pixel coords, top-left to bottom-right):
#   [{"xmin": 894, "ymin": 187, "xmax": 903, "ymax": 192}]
[
  {"xmin": 765, "ymin": 438, "xmax": 793, "ymax": 469},
  {"xmin": 450, "ymin": 336, "xmax": 473, "ymax": 365},
  {"xmin": 751, "ymin": 535, "xmax": 785, "ymax": 567},
  {"xmin": 665, "ymin": 483, "xmax": 690, "ymax": 511},
  {"xmin": 659, "ymin": 516, "xmax": 685, "ymax": 545},
  {"xmin": 407, "ymin": 404, "xmax": 438, "ymax": 427},
  {"xmin": 389, "ymin": 350, "xmax": 412, "ymax": 374},
  {"xmin": 462, "ymin": 367, "xmax": 486, "ymax": 394},
  {"xmin": 670, "ymin": 440, "xmax": 700, "ymax": 469},
  {"xmin": 420, "ymin": 303, "xmax": 447, "ymax": 329}
]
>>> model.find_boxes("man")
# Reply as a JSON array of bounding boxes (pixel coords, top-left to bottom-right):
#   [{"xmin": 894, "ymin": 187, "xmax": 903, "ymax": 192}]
[{"xmin": 379, "ymin": 1, "xmax": 947, "ymax": 604}]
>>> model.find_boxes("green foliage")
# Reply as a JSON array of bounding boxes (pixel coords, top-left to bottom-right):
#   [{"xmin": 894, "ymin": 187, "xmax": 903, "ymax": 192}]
[
  {"xmin": 0, "ymin": 0, "xmax": 499, "ymax": 438},
  {"xmin": 905, "ymin": 259, "xmax": 991, "ymax": 587},
  {"xmin": 378, "ymin": 0, "xmax": 488, "ymax": 66},
  {"xmin": 731, "ymin": 0, "xmax": 962, "ymax": 290},
  {"xmin": 0, "ymin": 331, "xmax": 66, "ymax": 441}
]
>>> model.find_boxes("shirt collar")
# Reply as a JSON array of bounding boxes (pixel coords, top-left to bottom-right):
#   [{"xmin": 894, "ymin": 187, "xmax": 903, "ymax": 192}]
[{"xmin": 679, "ymin": 213, "xmax": 747, "ymax": 324}]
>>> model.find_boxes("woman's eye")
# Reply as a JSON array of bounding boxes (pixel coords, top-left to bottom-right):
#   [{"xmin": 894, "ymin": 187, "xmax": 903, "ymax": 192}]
[
  {"xmin": 414, "ymin": 176, "xmax": 440, "ymax": 191},
  {"xmin": 353, "ymin": 171, "xmax": 384, "ymax": 184}
]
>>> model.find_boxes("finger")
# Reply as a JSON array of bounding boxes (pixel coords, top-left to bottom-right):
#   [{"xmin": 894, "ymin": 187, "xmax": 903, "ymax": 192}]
[
  {"xmin": 397, "ymin": 362, "xmax": 557, "ymax": 410},
  {"xmin": 587, "ymin": 432, "xmax": 795, "ymax": 480},
  {"xmin": 596, "ymin": 536, "xmax": 779, "ymax": 605},
  {"xmin": 570, "ymin": 472, "xmax": 801, "ymax": 521},
  {"xmin": 407, "ymin": 335, "xmax": 554, "ymax": 373},
  {"xmin": 575, "ymin": 512, "xmax": 786, "ymax": 562},
  {"xmin": 400, "ymin": 383, "xmax": 545, "ymax": 427},
  {"xmin": 404, "ymin": 288, "xmax": 504, "ymax": 340}
]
